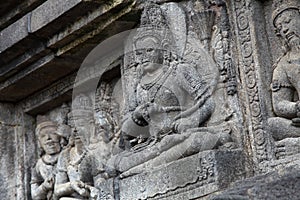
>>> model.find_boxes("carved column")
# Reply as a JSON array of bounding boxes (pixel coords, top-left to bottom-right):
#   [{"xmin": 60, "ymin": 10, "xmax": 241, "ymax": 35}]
[
  {"xmin": 228, "ymin": 0, "xmax": 274, "ymax": 172},
  {"xmin": 0, "ymin": 104, "xmax": 36, "ymax": 200}
]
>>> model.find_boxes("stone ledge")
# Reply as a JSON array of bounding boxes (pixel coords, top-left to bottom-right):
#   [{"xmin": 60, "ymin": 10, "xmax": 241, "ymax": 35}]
[
  {"xmin": 0, "ymin": 0, "xmax": 135, "ymax": 83},
  {"xmin": 0, "ymin": 1, "xmax": 136, "ymax": 102},
  {"xmin": 0, "ymin": 54, "xmax": 78, "ymax": 102},
  {"xmin": 21, "ymin": 73, "xmax": 76, "ymax": 115},
  {"xmin": 0, "ymin": 0, "xmax": 115, "ymax": 65},
  {"xmin": 29, "ymin": 0, "xmax": 107, "ymax": 38},
  {"xmin": 0, "ymin": 0, "xmax": 46, "ymax": 30},
  {"xmin": 0, "ymin": 13, "xmax": 33, "ymax": 62},
  {"xmin": 113, "ymin": 150, "xmax": 246, "ymax": 200}
]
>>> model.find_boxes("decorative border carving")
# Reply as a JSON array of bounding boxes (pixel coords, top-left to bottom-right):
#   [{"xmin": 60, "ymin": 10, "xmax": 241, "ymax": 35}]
[
  {"xmin": 119, "ymin": 150, "xmax": 245, "ymax": 200},
  {"xmin": 232, "ymin": 0, "xmax": 269, "ymax": 166},
  {"xmin": 22, "ymin": 73, "xmax": 76, "ymax": 114}
]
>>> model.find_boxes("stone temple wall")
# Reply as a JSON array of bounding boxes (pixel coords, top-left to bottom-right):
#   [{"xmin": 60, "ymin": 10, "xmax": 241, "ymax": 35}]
[{"xmin": 0, "ymin": 0, "xmax": 299, "ymax": 199}]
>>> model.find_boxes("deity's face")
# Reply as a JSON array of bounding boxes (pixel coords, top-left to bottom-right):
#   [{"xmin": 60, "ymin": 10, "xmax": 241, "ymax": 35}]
[
  {"xmin": 135, "ymin": 36, "xmax": 162, "ymax": 73},
  {"xmin": 72, "ymin": 115, "xmax": 94, "ymax": 146},
  {"xmin": 38, "ymin": 127, "xmax": 61, "ymax": 155},
  {"xmin": 275, "ymin": 9, "xmax": 300, "ymax": 48}
]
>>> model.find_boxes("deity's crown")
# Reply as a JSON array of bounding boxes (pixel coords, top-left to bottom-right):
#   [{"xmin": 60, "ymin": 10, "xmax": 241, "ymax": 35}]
[
  {"xmin": 272, "ymin": 0, "xmax": 299, "ymax": 27},
  {"xmin": 140, "ymin": 2, "xmax": 167, "ymax": 29},
  {"xmin": 55, "ymin": 124, "xmax": 71, "ymax": 138},
  {"xmin": 36, "ymin": 115, "xmax": 57, "ymax": 136},
  {"xmin": 133, "ymin": 2, "xmax": 172, "ymax": 50},
  {"xmin": 69, "ymin": 94, "xmax": 94, "ymax": 119}
]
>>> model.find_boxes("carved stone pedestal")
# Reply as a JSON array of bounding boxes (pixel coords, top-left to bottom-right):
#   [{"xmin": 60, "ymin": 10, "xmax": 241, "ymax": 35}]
[{"xmin": 111, "ymin": 150, "xmax": 246, "ymax": 200}]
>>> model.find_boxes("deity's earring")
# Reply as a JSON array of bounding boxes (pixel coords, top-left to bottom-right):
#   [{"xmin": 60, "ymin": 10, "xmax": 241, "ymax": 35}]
[
  {"xmin": 274, "ymin": 27, "xmax": 281, "ymax": 37},
  {"xmin": 137, "ymin": 64, "xmax": 144, "ymax": 76},
  {"xmin": 163, "ymin": 51, "xmax": 171, "ymax": 66},
  {"xmin": 60, "ymin": 137, "xmax": 67, "ymax": 149}
]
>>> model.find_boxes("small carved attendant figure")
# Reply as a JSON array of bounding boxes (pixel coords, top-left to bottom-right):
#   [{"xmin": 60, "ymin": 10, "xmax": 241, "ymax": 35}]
[
  {"xmin": 31, "ymin": 118, "xmax": 67, "ymax": 200},
  {"xmin": 54, "ymin": 94, "xmax": 103, "ymax": 200},
  {"xmin": 268, "ymin": 1, "xmax": 300, "ymax": 158}
]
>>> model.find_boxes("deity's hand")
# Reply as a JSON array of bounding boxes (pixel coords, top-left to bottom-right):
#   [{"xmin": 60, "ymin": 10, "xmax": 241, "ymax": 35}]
[
  {"xmin": 147, "ymin": 103, "xmax": 164, "ymax": 117},
  {"xmin": 89, "ymin": 186, "xmax": 100, "ymax": 200},
  {"xmin": 42, "ymin": 176, "xmax": 55, "ymax": 190},
  {"xmin": 172, "ymin": 118, "xmax": 193, "ymax": 133},
  {"xmin": 134, "ymin": 102, "xmax": 164, "ymax": 122},
  {"xmin": 70, "ymin": 181, "xmax": 89, "ymax": 197}
]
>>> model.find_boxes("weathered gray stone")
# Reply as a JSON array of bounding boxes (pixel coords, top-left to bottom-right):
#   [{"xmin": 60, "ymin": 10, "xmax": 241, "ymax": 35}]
[
  {"xmin": 119, "ymin": 150, "xmax": 245, "ymax": 200},
  {"xmin": 0, "ymin": 104, "xmax": 17, "ymax": 200},
  {"xmin": 30, "ymin": 0, "xmax": 80, "ymax": 31},
  {"xmin": 0, "ymin": 13, "xmax": 30, "ymax": 54},
  {"xmin": 1, "ymin": 0, "xmax": 300, "ymax": 199},
  {"xmin": 211, "ymin": 165, "xmax": 300, "ymax": 200},
  {"xmin": 0, "ymin": 0, "xmax": 136, "ymax": 102},
  {"xmin": 267, "ymin": 0, "xmax": 300, "ymax": 161},
  {"xmin": 0, "ymin": 0, "xmax": 46, "ymax": 30},
  {"xmin": 22, "ymin": 73, "xmax": 76, "ymax": 115}
]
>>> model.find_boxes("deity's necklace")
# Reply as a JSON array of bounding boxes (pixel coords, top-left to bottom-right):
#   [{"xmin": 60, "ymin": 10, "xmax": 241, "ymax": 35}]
[
  {"xmin": 140, "ymin": 69, "xmax": 165, "ymax": 90},
  {"xmin": 69, "ymin": 148, "xmax": 88, "ymax": 170},
  {"xmin": 140, "ymin": 65, "xmax": 174, "ymax": 103},
  {"xmin": 42, "ymin": 155, "xmax": 58, "ymax": 166}
]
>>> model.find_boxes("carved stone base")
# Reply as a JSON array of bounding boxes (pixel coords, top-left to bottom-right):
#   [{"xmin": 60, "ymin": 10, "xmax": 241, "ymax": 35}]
[{"xmin": 112, "ymin": 150, "xmax": 246, "ymax": 200}]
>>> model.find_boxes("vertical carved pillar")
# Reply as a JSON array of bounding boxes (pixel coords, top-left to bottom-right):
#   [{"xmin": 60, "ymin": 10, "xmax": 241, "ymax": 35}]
[
  {"xmin": 0, "ymin": 103, "xmax": 35, "ymax": 200},
  {"xmin": 229, "ymin": 0, "xmax": 273, "ymax": 172},
  {"xmin": 0, "ymin": 103, "xmax": 17, "ymax": 199},
  {"xmin": 15, "ymin": 107, "xmax": 36, "ymax": 200}
]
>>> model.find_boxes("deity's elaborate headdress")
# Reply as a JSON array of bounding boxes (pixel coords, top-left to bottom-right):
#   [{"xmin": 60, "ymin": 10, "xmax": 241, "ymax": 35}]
[
  {"xmin": 272, "ymin": 0, "xmax": 299, "ymax": 27},
  {"xmin": 69, "ymin": 94, "xmax": 94, "ymax": 120},
  {"xmin": 36, "ymin": 116, "xmax": 58, "ymax": 137},
  {"xmin": 133, "ymin": 2, "xmax": 173, "ymax": 52}
]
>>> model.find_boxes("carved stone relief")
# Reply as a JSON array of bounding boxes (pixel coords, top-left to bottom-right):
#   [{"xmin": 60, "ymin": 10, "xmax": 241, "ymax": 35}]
[
  {"xmin": 31, "ymin": 116, "xmax": 70, "ymax": 200},
  {"xmin": 22, "ymin": 0, "xmax": 300, "ymax": 199},
  {"xmin": 53, "ymin": 94, "xmax": 106, "ymax": 200},
  {"xmin": 268, "ymin": 0, "xmax": 300, "ymax": 159},
  {"xmin": 105, "ymin": 1, "xmax": 241, "ymax": 180},
  {"xmin": 231, "ymin": 0, "xmax": 273, "ymax": 169}
]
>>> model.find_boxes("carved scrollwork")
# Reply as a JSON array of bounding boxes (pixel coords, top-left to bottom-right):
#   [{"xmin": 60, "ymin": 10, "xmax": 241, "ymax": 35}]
[{"xmin": 233, "ymin": 0, "xmax": 269, "ymax": 164}]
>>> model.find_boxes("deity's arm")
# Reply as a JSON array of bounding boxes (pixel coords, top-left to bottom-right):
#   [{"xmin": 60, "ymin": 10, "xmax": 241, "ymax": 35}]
[
  {"xmin": 53, "ymin": 150, "xmax": 74, "ymax": 198},
  {"xmin": 121, "ymin": 113, "xmax": 150, "ymax": 138},
  {"xmin": 173, "ymin": 63, "xmax": 214, "ymax": 125},
  {"xmin": 31, "ymin": 165, "xmax": 49, "ymax": 200},
  {"xmin": 271, "ymin": 65, "xmax": 297, "ymax": 119},
  {"xmin": 54, "ymin": 179, "xmax": 74, "ymax": 198},
  {"xmin": 92, "ymin": 155, "xmax": 107, "ymax": 188},
  {"xmin": 177, "ymin": 63, "xmax": 212, "ymax": 102}
]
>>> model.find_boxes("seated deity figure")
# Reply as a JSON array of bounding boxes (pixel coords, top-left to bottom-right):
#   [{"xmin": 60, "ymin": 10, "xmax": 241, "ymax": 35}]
[
  {"xmin": 31, "ymin": 118, "xmax": 69, "ymax": 200},
  {"xmin": 107, "ymin": 3, "xmax": 232, "ymax": 178},
  {"xmin": 268, "ymin": 1, "xmax": 300, "ymax": 158},
  {"xmin": 54, "ymin": 94, "xmax": 109, "ymax": 200}
]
